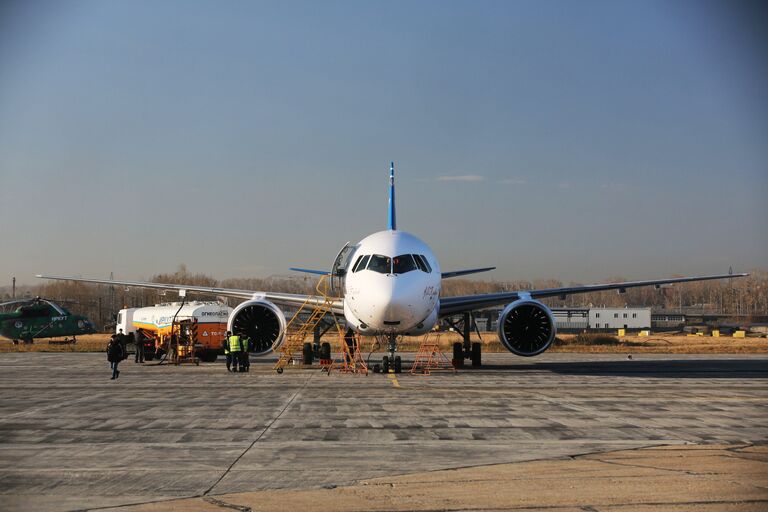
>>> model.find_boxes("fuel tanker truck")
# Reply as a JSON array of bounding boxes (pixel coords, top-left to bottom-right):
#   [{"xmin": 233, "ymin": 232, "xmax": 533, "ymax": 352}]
[{"xmin": 116, "ymin": 302, "xmax": 232, "ymax": 362}]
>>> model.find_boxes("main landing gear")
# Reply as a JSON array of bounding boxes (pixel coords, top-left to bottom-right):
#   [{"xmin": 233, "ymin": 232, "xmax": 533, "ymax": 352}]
[{"xmin": 447, "ymin": 312, "xmax": 482, "ymax": 368}]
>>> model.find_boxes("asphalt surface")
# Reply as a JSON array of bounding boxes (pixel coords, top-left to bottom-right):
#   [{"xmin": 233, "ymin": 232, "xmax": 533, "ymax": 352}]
[{"xmin": 0, "ymin": 352, "xmax": 766, "ymax": 511}]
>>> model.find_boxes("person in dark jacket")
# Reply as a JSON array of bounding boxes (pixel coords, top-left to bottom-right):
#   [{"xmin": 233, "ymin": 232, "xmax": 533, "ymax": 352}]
[
  {"xmin": 223, "ymin": 332, "xmax": 232, "ymax": 372},
  {"xmin": 134, "ymin": 330, "xmax": 145, "ymax": 363},
  {"xmin": 107, "ymin": 335, "xmax": 125, "ymax": 380},
  {"xmin": 240, "ymin": 335, "xmax": 251, "ymax": 372},
  {"xmin": 116, "ymin": 329, "xmax": 128, "ymax": 360}
]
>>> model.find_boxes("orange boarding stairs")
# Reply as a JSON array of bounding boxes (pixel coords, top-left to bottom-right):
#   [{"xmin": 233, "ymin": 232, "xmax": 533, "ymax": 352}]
[
  {"xmin": 410, "ymin": 332, "xmax": 456, "ymax": 375},
  {"xmin": 274, "ymin": 275, "xmax": 343, "ymax": 373}
]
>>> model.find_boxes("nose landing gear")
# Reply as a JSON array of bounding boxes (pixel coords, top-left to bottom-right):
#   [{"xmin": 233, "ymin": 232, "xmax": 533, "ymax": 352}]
[{"xmin": 374, "ymin": 333, "xmax": 403, "ymax": 374}]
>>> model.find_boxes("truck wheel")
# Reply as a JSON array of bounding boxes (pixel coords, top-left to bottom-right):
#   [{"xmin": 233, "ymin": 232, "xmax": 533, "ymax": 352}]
[{"xmin": 199, "ymin": 351, "xmax": 218, "ymax": 363}]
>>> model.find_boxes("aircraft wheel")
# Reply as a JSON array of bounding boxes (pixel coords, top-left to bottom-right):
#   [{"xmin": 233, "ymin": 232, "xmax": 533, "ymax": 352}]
[
  {"xmin": 302, "ymin": 343, "xmax": 313, "ymax": 365},
  {"xmin": 382, "ymin": 356, "xmax": 390, "ymax": 373},
  {"xmin": 452, "ymin": 342, "xmax": 464, "ymax": 368},
  {"xmin": 471, "ymin": 342, "xmax": 482, "ymax": 367},
  {"xmin": 320, "ymin": 342, "xmax": 331, "ymax": 360},
  {"xmin": 373, "ymin": 364, "xmax": 381, "ymax": 373},
  {"xmin": 394, "ymin": 356, "xmax": 402, "ymax": 374}
]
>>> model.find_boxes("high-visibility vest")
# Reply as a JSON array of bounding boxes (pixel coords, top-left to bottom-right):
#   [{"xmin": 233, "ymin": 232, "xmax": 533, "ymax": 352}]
[
  {"xmin": 241, "ymin": 337, "xmax": 250, "ymax": 353},
  {"xmin": 229, "ymin": 335, "xmax": 241, "ymax": 352},
  {"xmin": 223, "ymin": 339, "xmax": 230, "ymax": 355}
]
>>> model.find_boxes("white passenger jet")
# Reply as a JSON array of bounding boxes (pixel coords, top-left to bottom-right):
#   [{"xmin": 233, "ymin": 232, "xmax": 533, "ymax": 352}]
[{"xmin": 38, "ymin": 163, "xmax": 747, "ymax": 372}]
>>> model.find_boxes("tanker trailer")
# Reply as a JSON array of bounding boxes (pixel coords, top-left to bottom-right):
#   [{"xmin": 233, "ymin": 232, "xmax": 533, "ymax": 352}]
[{"xmin": 116, "ymin": 302, "xmax": 232, "ymax": 362}]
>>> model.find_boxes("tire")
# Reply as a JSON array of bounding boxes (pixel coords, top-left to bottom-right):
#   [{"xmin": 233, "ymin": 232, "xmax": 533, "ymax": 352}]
[
  {"xmin": 320, "ymin": 342, "xmax": 331, "ymax": 360},
  {"xmin": 452, "ymin": 342, "xmax": 464, "ymax": 368},
  {"xmin": 145, "ymin": 352, "xmax": 155, "ymax": 361},
  {"xmin": 373, "ymin": 364, "xmax": 381, "ymax": 373},
  {"xmin": 302, "ymin": 343, "xmax": 313, "ymax": 365},
  {"xmin": 276, "ymin": 367, "xmax": 284, "ymax": 374},
  {"xmin": 394, "ymin": 355, "xmax": 402, "ymax": 374},
  {"xmin": 199, "ymin": 351, "xmax": 218, "ymax": 363},
  {"xmin": 471, "ymin": 342, "xmax": 482, "ymax": 367},
  {"xmin": 382, "ymin": 356, "xmax": 390, "ymax": 373}
]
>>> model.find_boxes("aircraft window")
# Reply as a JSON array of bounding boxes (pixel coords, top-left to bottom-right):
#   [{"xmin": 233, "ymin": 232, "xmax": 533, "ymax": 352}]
[
  {"xmin": 414, "ymin": 255, "xmax": 427, "ymax": 272},
  {"xmin": 393, "ymin": 254, "xmax": 417, "ymax": 274},
  {"xmin": 21, "ymin": 307, "xmax": 47, "ymax": 318},
  {"xmin": 353, "ymin": 255, "xmax": 370, "ymax": 273},
  {"xmin": 415, "ymin": 254, "xmax": 432, "ymax": 273},
  {"xmin": 367, "ymin": 254, "xmax": 392, "ymax": 274}
]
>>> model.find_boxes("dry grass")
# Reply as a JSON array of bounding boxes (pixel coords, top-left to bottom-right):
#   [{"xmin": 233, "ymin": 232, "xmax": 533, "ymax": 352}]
[
  {"xmin": 1, "ymin": 332, "xmax": 767, "ymax": 354},
  {"xmin": 0, "ymin": 334, "xmax": 111, "ymax": 353}
]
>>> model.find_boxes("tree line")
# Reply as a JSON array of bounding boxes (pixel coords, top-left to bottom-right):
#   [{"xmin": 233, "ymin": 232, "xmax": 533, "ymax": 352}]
[{"xmin": 2, "ymin": 265, "xmax": 765, "ymax": 331}]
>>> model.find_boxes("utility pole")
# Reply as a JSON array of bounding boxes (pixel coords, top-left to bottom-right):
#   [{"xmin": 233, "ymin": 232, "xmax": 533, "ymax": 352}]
[
  {"xmin": 109, "ymin": 271, "xmax": 115, "ymax": 320},
  {"xmin": 12, "ymin": 277, "xmax": 15, "ymax": 299}
]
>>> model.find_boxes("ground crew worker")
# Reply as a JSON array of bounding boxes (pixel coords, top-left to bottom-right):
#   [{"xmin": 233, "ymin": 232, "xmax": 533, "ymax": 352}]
[
  {"xmin": 344, "ymin": 328, "xmax": 356, "ymax": 363},
  {"xmin": 107, "ymin": 335, "xmax": 124, "ymax": 380},
  {"xmin": 116, "ymin": 329, "xmax": 128, "ymax": 359},
  {"xmin": 223, "ymin": 331, "xmax": 232, "ymax": 372},
  {"xmin": 228, "ymin": 332, "xmax": 242, "ymax": 373},
  {"xmin": 240, "ymin": 335, "xmax": 251, "ymax": 372},
  {"xmin": 134, "ymin": 330, "xmax": 145, "ymax": 363}
]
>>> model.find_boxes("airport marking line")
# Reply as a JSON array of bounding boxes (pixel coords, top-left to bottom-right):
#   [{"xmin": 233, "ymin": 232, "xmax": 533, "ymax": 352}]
[{"xmin": 387, "ymin": 372, "xmax": 401, "ymax": 388}]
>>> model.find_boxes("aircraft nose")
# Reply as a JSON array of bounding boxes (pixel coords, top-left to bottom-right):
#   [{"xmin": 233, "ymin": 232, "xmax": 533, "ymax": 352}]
[{"xmin": 379, "ymin": 279, "xmax": 416, "ymax": 325}]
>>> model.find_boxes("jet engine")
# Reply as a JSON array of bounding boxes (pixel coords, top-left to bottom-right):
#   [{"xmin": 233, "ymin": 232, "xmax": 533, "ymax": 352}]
[
  {"xmin": 227, "ymin": 300, "xmax": 286, "ymax": 356},
  {"xmin": 497, "ymin": 299, "xmax": 556, "ymax": 357}
]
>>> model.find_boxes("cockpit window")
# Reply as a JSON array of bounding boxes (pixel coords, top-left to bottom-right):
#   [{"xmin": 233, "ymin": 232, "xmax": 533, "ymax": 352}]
[
  {"xmin": 415, "ymin": 254, "xmax": 432, "ymax": 273},
  {"xmin": 393, "ymin": 254, "xmax": 417, "ymax": 274},
  {"xmin": 367, "ymin": 254, "xmax": 392, "ymax": 274},
  {"xmin": 352, "ymin": 254, "xmax": 370, "ymax": 273}
]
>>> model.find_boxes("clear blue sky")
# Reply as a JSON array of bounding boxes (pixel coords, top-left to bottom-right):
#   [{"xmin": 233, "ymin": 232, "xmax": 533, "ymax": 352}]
[{"xmin": 1, "ymin": 0, "xmax": 766, "ymax": 285}]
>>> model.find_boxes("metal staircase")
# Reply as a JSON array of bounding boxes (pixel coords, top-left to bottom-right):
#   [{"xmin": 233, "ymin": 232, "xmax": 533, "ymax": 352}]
[
  {"xmin": 274, "ymin": 275, "xmax": 343, "ymax": 373},
  {"xmin": 410, "ymin": 332, "xmax": 456, "ymax": 375}
]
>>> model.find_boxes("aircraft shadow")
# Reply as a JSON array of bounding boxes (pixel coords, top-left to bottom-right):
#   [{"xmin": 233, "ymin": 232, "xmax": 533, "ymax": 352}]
[{"xmin": 464, "ymin": 358, "xmax": 768, "ymax": 379}]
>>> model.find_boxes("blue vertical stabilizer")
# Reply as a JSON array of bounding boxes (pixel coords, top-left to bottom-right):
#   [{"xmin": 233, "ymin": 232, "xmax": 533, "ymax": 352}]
[{"xmin": 388, "ymin": 161, "xmax": 396, "ymax": 230}]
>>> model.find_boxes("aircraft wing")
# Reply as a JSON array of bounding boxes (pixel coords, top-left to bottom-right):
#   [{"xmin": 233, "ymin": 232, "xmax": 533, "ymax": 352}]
[
  {"xmin": 438, "ymin": 272, "xmax": 748, "ymax": 316},
  {"xmin": 36, "ymin": 274, "xmax": 345, "ymax": 314}
]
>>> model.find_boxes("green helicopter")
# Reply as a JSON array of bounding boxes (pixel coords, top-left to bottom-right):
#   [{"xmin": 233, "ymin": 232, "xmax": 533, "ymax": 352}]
[{"xmin": 0, "ymin": 297, "xmax": 96, "ymax": 344}]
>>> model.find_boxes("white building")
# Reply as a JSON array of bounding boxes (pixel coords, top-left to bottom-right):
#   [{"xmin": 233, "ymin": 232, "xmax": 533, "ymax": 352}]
[{"xmin": 589, "ymin": 308, "xmax": 651, "ymax": 330}]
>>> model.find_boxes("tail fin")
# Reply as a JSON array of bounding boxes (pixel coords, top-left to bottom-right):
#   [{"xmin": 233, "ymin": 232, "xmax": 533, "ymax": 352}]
[{"xmin": 388, "ymin": 161, "xmax": 396, "ymax": 230}]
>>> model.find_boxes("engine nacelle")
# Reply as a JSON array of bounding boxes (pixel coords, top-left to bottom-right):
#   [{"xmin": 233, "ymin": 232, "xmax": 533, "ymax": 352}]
[
  {"xmin": 227, "ymin": 300, "xmax": 286, "ymax": 356},
  {"xmin": 497, "ymin": 299, "xmax": 556, "ymax": 357}
]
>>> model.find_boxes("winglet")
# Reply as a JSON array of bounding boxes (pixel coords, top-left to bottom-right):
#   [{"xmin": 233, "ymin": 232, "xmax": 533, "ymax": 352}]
[{"xmin": 388, "ymin": 161, "xmax": 396, "ymax": 231}]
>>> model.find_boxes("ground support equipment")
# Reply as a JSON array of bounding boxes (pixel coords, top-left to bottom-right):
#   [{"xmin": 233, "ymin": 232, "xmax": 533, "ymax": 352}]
[
  {"xmin": 332, "ymin": 331, "xmax": 368, "ymax": 375},
  {"xmin": 410, "ymin": 332, "xmax": 456, "ymax": 375},
  {"xmin": 274, "ymin": 275, "xmax": 344, "ymax": 374}
]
